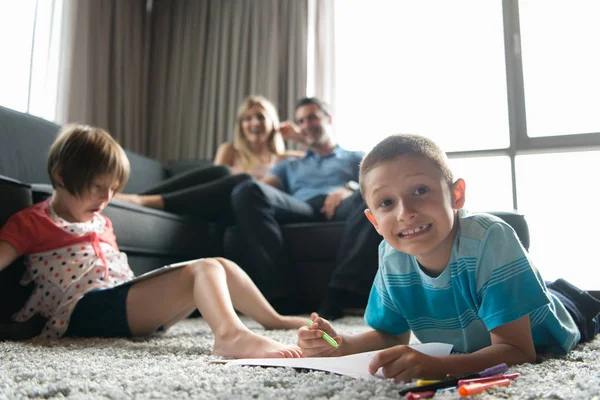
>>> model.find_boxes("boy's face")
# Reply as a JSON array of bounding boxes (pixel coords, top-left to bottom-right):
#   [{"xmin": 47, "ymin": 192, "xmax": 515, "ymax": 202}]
[
  {"xmin": 363, "ymin": 155, "xmax": 465, "ymax": 272},
  {"xmin": 53, "ymin": 173, "xmax": 119, "ymax": 223}
]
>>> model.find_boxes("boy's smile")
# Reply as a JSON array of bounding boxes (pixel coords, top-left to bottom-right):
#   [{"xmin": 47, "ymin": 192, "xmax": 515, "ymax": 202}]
[{"xmin": 363, "ymin": 155, "xmax": 465, "ymax": 274}]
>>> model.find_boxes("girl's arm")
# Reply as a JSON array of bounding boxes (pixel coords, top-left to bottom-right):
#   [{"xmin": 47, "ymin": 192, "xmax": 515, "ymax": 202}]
[
  {"xmin": 0, "ymin": 241, "xmax": 19, "ymax": 272},
  {"xmin": 213, "ymin": 142, "xmax": 236, "ymax": 167}
]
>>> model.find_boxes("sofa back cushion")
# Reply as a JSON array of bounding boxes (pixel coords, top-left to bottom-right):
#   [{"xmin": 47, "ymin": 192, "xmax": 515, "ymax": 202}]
[
  {"xmin": 123, "ymin": 150, "xmax": 169, "ymax": 193},
  {"xmin": 0, "ymin": 106, "xmax": 168, "ymax": 191},
  {"xmin": 0, "ymin": 106, "xmax": 58, "ymax": 184}
]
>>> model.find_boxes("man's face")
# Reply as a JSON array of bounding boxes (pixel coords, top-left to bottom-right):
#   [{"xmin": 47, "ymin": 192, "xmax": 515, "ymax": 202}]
[{"xmin": 294, "ymin": 104, "xmax": 331, "ymax": 147}]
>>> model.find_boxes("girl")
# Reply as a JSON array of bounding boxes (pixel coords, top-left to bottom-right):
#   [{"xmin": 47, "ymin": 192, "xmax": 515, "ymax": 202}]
[
  {"xmin": 0, "ymin": 124, "xmax": 305, "ymax": 359},
  {"xmin": 115, "ymin": 96, "xmax": 303, "ymax": 218}
]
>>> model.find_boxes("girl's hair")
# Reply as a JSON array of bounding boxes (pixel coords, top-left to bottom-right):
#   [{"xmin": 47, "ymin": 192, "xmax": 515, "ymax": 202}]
[
  {"xmin": 47, "ymin": 124, "xmax": 131, "ymax": 197},
  {"xmin": 359, "ymin": 134, "xmax": 454, "ymax": 193},
  {"xmin": 233, "ymin": 95, "xmax": 285, "ymax": 172}
]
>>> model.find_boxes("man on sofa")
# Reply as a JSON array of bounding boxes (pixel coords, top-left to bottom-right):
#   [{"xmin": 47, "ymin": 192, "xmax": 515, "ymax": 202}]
[{"xmin": 229, "ymin": 97, "xmax": 381, "ymax": 320}]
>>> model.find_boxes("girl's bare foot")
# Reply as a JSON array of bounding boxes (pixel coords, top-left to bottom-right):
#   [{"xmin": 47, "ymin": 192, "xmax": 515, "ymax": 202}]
[
  {"xmin": 262, "ymin": 315, "xmax": 308, "ymax": 330},
  {"xmin": 213, "ymin": 329, "xmax": 303, "ymax": 359}
]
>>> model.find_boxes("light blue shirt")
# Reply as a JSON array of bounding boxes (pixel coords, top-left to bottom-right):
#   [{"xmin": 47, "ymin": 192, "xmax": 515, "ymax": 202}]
[
  {"xmin": 270, "ymin": 146, "xmax": 363, "ymax": 201},
  {"xmin": 364, "ymin": 209, "xmax": 580, "ymax": 354}
]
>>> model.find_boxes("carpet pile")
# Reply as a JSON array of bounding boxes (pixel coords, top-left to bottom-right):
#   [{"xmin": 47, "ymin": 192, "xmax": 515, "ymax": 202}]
[{"xmin": 1, "ymin": 316, "xmax": 599, "ymax": 399}]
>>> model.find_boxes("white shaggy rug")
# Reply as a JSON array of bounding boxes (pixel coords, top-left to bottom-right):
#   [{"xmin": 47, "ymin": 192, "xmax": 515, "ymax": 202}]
[{"xmin": 1, "ymin": 316, "xmax": 599, "ymax": 399}]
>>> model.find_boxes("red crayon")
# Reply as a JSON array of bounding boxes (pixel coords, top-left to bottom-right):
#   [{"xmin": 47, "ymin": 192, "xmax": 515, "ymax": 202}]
[{"xmin": 406, "ymin": 391, "xmax": 436, "ymax": 400}]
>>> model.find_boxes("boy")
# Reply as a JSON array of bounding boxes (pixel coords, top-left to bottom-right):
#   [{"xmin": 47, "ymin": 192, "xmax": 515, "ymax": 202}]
[{"xmin": 297, "ymin": 134, "xmax": 600, "ymax": 382}]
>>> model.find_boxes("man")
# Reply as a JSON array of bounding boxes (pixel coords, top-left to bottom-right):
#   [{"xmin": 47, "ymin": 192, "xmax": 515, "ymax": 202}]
[{"xmin": 229, "ymin": 97, "xmax": 381, "ymax": 320}]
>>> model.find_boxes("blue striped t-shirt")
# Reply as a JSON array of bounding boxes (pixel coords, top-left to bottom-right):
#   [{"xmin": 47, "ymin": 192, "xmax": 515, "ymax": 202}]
[{"xmin": 364, "ymin": 209, "xmax": 580, "ymax": 354}]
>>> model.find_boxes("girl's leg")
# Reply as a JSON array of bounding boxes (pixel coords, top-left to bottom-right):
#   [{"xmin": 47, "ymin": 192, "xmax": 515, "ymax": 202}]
[
  {"xmin": 125, "ymin": 259, "xmax": 303, "ymax": 359},
  {"xmin": 212, "ymin": 257, "xmax": 306, "ymax": 330}
]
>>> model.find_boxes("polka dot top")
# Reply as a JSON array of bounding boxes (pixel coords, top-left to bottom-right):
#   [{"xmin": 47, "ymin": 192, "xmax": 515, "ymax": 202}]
[{"xmin": 0, "ymin": 199, "xmax": 134, "ymax": 338}]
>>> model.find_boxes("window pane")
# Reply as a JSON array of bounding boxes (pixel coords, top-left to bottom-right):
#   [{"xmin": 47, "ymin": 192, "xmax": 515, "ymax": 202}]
[
  {"xmin": 516, "ymin": 152, "xmax": 600, "ymax": 290},
  {"xmin": 520, "ymin": 0, "xmax": 600, "ymax": 137},
  {"xmin": 0, "ymin": 0, "xmax": 36, "ymax": 112},
  {"xmin": 334, "ymin": 0, "xmax": 509, "ymax": 152},
  {"xmin": 448, "ymin": 156, "xmax": 513, "ymax": 213}
]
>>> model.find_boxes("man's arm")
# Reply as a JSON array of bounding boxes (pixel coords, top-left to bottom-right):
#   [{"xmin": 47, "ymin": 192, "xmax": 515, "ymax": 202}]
[{"xmin": 260, "ymin": 174, "xmax": 283, "ymax": 189}]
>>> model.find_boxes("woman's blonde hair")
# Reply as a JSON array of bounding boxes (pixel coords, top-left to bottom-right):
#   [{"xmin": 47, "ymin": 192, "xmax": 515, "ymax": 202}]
[
  {"xmin": 47, "ymin": 124, "xmax": 130, "ymax": 196},
  {"xmin": 233, "ymin": 95, "xmax": 285, "ymax": 172}
]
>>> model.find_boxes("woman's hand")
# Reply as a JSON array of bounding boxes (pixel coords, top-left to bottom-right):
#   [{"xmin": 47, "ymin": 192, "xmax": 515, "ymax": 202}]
[
  {"xmin": 297, "ymin": 313, "xmax": 343, "ymax": 357},
  {"xmin": 279, "ymin": 121, "xmax": 305, "ymax": 144}
]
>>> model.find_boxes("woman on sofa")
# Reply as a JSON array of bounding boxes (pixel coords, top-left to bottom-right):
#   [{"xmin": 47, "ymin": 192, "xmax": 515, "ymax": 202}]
[{"xmin": 115, "ymin": 95, "xmax": 302, "ymax": 220}]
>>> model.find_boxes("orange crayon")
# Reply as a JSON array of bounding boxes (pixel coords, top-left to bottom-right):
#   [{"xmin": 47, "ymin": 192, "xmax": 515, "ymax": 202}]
[{"xmin": 458, "ymin": 378, "xmax": 510, "ymax": 397}]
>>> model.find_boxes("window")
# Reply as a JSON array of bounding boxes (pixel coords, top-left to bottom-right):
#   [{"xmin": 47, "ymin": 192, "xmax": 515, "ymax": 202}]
[
  {"xmin": 334, "ymin": 0, "xmax": 509, "ymax": 153},
  {"xmin": 330, "ymin": 0, "xmax": 600, "ymax": 288},
  {"xmin": 0, "ymin": 0, "xmax": 63, "ymax": 121},
  {"xmin": 516, "ymin": 151, "xmax": 600, "ymax": 290},
  {"xmin": 520, "ymin": 0, "xmax": 600, "ymax": 137}
]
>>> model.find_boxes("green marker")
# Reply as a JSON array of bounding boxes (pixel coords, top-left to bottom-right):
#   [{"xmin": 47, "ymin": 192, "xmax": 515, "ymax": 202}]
[{"xmin": 307, "ymin": 320, "xmax": 339, "ymax": 349}]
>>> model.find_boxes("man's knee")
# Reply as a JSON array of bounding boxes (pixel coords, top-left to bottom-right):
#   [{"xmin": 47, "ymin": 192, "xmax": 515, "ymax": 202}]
[{"xmin": 231, "ymin": 179, "xmax": 263, "ymax": 211}]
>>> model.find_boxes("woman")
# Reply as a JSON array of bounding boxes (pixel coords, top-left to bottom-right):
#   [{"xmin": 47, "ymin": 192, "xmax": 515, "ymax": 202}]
[
  {"xmin": 214, "ymin": 95, "xmax": 303, "ymax": 178},
  {"xmin": 115, "ymin": 96, "xmax": 301, "ymax": 220}
]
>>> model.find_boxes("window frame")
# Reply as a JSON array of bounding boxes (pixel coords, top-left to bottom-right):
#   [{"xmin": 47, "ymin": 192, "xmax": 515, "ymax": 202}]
[{"xmin": 446, "ymin": 0, "xmax": 600, "ymax": 211}]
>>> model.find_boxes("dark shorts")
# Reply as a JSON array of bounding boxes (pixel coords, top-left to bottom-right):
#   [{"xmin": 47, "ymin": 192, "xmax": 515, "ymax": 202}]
[{"xmin": 64, "ymin": 284, "xmax": 133, "ymax": 338}]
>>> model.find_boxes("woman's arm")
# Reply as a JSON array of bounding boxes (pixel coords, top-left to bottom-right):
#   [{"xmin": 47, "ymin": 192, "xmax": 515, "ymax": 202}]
[
  {"xmin": 213, "ymin": 142, "xmax": 237, "ymax": 167},
  {"xmin": 0, "ymin": 241, "xmax": 19, "ymax": 272},
  {"xmin": 277, "ymin": 150, "xmax": 305, "ymax": 162}
]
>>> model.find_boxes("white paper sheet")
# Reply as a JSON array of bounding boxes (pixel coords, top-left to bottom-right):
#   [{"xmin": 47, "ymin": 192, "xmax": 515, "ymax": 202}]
[{"xmin": 218, "ymin": 342, "xmax": 453, "ymax": 380}]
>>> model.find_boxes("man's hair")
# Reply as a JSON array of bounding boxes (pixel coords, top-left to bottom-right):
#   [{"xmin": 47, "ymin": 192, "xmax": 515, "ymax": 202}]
[
  {"xmin": 359, "ymin": 134, "xmax": 454, "ymax": 194},
  {"xmin": 295, "ymin": 97, "xmax": 331, "ymax": 116},
  {"xmin": 47, "ymin": 124, "xmax": 130, "ymax": 197},
  {"xmin": 233, "ymin": 95, "xmax": 284, "ymax": 172}
]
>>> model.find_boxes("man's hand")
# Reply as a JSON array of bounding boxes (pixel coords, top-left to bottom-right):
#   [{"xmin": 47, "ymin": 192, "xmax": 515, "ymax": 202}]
[
  {"xmin": 280, "ymin": 121, "xmax": 305, "ymax": 144},
  {"xmin": 368, "ymin": 345, "xmax": 440, "ymax": 383},
  {"xmin": 297, "ymin": 313, "xmax": 343, "ymax": 357},
  {"xmin": 320, "ymin": 188, "xmax": 353, "ymax": 220}
]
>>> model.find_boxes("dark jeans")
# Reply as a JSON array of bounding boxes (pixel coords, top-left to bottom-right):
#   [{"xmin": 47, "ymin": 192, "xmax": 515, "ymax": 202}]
[
  {"xmin": 229, "ymin": 180, "xmax": 381, "ymax": 302},
  {"xmin": 143, "ymin": 165, "xmax": 251, "ymax": 221},
  {"xmin": 547, "ymin": 278, "xmax": 600, "ymax": 342}
]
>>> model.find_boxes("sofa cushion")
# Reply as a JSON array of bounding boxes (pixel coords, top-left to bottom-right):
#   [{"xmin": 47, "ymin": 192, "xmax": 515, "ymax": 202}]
[
  {"xmin": 123, "ymin": 150, "xmax": 169, "ymax": 194},
  {"xmin": 0, "ymin": 176, "xmax": 34, "ymax": 321},
  {"xmin": 0, "ymin": 106, "xmax": 58, "ymax": 184}
]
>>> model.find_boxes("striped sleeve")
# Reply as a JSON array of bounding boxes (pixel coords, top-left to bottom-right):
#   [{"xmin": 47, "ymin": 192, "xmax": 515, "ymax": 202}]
[{"xmin": 476, "ymin": 222, "xmax": 549, "ymax": 331}]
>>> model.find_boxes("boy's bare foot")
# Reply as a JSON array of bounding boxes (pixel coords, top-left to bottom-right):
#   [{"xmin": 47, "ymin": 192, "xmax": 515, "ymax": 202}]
[
  {"xmin": 263, "ymin": 315, "xmax": 308, "ymax": 330},
  {"xmin": 213, "ymin": 329, "xmax": 303, "ymax": 359}
]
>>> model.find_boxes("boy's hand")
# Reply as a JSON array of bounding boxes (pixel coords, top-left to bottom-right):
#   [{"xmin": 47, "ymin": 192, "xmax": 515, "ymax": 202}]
[
  {"xmin": 368, "ymin": 345, "xmax": 439, "ymax": 383},
  {"xmin": 297, "ymin": 313, "xmax": 342, "ymax": 357}
]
